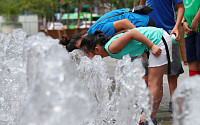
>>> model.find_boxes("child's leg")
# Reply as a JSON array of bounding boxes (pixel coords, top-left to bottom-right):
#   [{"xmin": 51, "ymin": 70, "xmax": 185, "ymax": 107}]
[
  {"xmin": 141, "ymin": 53, "xmax": 149, "ymax": 84},
  {"xmin": 140, "ymin": 30, "xmax": 172, "ymax": 121},
  {"xmin": 140, "ymin": 64, "xmax": 166, "ymax": 121},
  {"xmin": 148, "ymin": 65, "xmax": 166, "ymax": 119},
  {"xmin": 188, "ymin": 62, "xmax": 200, "ymax": 76},
  {"xmin": 185, "ymin": 33, "xmax": 200, "ymax": 76},
  {"xmin": 168, "ymin": 75, "xmax": 178, "ymax": 102}
]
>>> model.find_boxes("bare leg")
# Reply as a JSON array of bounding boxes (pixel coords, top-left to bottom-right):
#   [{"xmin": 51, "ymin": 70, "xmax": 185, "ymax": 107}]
[
  {"xmin": 188, "ymin": 62, "xmax": 200, "ymax": 70},
  {"xmin": 142, "ymin": 53, "xmax": 149, "ymax": 85},
  {"xmin": 141, "ymin": 64, "xmax": 166, "ymax": 120},
  {"xmin": 142, "ymin": 74, "xmax": 148, "ymax": 85},
  {"xmin": 188, "ymin": 62, "xmax": 200, "ymax": 76},
  {"xmin": 168, "ymin": 75, "xmax": 178, "ymax": 102}
]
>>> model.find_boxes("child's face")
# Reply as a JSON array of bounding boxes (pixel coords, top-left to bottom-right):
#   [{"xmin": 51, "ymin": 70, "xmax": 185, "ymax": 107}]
[
  {"xmin": 84, "ymin": 51, "xmax": 96, "ymax": 59},
  {"xmin": 82, "ymin": 45, "xmax": 105, "ymax": 59}
]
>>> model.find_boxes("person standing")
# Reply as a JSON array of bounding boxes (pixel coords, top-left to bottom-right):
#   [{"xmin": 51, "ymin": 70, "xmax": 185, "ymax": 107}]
[
  {"xmin": 140, "ymin": 0, "xmax": 185, "ymax": 122},
  {"xmin": 182, "ymin": 0, "xmax": 200, "ymax": 76}
]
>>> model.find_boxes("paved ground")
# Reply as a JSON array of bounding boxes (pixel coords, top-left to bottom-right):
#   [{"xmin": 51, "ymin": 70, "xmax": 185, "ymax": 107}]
[{"xmin": 102, "ymin": 56, "xmax": 189, "ymax": 125}]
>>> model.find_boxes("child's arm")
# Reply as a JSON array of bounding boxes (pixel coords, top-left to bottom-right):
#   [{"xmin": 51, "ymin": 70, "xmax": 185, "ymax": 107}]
[
  {"xmin": 191, "ymin": 8, "xmax": 200, "ymax": 33},
  {"xmin": 170, "ymin": 2, "xmax": 185, "ymax": 40},
  {"xmin": 139, "ymin": 0, "xmax": 146, "ymax": 5},
  {"xmin": 182, "ymin": 17, "xmax": 192, "ymax": 35},
  {"xmin": 108, "ymin": 29, "xmax": 162, "ymax": 57},
  {"xmin": 113, "ymin": 19, "xmax": 136, "ymax": 32}
]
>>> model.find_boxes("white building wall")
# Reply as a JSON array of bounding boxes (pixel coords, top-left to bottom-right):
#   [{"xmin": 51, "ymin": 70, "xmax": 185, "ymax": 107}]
[
  {"xmin": 0, "ymin": 16, "xmax": 3, "ymax": 29},
  {"xmin": 0, "ymin": 15, "xmax": 38, "ymax": 36},
  {"xmin": 18, "ymin": 15, "xmax": 38, "ymax": 36}
]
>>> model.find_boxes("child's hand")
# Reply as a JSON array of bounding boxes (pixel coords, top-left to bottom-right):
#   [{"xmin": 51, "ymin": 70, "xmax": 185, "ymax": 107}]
[
  {"xmin": 191, "ymin": 19, "xmax": 199, "ymax": 33},
  {"xmin": 151, "ymin": 44, "xmax": 162, "ymax": 57},
  {"xmin": 183, "ymin": 22, "xmax": 192, "ymax": 35},
  {"xmin": 170, "ymin": 27, "xmax": 180, "ymax": 41}
]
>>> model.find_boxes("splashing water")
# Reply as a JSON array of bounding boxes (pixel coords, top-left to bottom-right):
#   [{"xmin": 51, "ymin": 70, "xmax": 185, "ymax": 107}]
[
  {"xmin": 0, "ymin": 29, "xmax": 95, "ymax": 125},
  {"xmin": 111, "ymin": 55, "xmax": 153, "ymax": 125},
  {"xmin": 2, "ymin": 29, "xmax": 200, "ymax": 125},
  {"xmin": 70, "ymin": 50, "xmax": 153, "ymax": 125},
  {"xmin": 1, "ymin": 29, "xmax": 154, "ymax": 125},
  {"xmin": 70, "ymin": 51, "xmax": 114, "ymax": 124},
  {"xmin": 23, "ymin": 32, "xmax": 58, "ymax": 92},
  {"xmin": 173, "ymin": 75, "xmax": 200, "ymax": 125},
  {"xmin": 20, "ymin": 42, "xmax": 94, "ymax": 125},
  {"xmin": 0, "ymin": 29, "xmax": 27, "ymax": 125}
]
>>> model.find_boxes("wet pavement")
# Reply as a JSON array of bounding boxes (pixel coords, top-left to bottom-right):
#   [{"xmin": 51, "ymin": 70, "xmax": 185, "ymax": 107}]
[{"xmin": 103, "ymin": 57, "xmax": 189, "ymax": 125}]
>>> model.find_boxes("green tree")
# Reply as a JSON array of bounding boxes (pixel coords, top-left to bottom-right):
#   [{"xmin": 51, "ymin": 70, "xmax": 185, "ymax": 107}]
[
  {"xmin": 0, "ymin": 0, "xmax": 141, "ymax": 29},
  {"xmin": 20, "ymin": 0, "xmax": 59, "ymax": 29},
  {"xmin": 0, "ymin": 0, "xmax": 22, "ymax": 22}
]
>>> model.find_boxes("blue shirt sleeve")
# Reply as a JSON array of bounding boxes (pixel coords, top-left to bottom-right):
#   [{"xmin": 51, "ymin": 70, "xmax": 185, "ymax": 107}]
[
  {"xmin": 87, "ymin": 22, "xmax": 115, "ymax": 38},
  {"xmin": 100, "ymin": 22, "xmax": 116, "ymax": 38},
  {"xmin": 173, "ymin": 0, "xmax": 183, "ymax": 4}
]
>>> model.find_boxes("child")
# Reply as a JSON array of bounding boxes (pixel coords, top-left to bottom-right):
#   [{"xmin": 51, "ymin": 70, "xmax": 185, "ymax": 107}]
[
  {"xmin": 182, "ymin": 1, "xmax": 200, "ymax": 76},
  {"xmin": 80, "ymin": 27, "xmax": 173, "ymax": 125},
  {"xmin": 140, "ymin": 0, "xmax": 185, "ymax": 113},
  {"xmin": 59, "ymin": 9, "xmax": 156, "ymax": 52}
]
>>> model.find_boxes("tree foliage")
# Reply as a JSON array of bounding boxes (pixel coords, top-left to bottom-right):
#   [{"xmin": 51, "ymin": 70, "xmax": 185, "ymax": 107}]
[
  {"xmin": 0, "ymin": 0, "xmax": 21, "ymax": 15},
  {"xmin": 0, "ymin": 0, "xmax": 139, "ymax": 26},
  {"xmin": 0, "ymin": 0, "xmax": 140, "ymax": 15}
]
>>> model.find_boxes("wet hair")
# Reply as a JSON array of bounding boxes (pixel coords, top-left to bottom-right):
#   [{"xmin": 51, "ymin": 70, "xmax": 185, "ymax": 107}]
[
  {"xmin": 59, "ymin": 30, "xmax": 87, "ymax": 52},
  {"xmin": 80, "ymin": 30, "xmax": 108, "ymax": 53}
]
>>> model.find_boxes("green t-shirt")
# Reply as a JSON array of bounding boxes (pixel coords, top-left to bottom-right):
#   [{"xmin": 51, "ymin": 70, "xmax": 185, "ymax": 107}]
[
  {"xmin": 104, "ymin": 27, "xmax": 163, "ymax": 59},
  {"xmin": 183, "ymin": 0, "xmax": 200, "ymax": 37}
]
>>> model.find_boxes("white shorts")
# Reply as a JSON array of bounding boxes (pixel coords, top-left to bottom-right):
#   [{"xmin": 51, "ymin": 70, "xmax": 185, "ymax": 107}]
[{"xmin": 148, "ymin": 30, "xmax": 173, "ymax": 67}]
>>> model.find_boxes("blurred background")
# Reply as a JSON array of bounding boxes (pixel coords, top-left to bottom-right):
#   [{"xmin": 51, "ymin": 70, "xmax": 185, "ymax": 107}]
[
  {"xmin": 0, "ymin": 0, "xmax": 140, "ymax": 36},
  {"xmin": 0, "ymin": 0, "xmax": 186, "ymax": 62}
]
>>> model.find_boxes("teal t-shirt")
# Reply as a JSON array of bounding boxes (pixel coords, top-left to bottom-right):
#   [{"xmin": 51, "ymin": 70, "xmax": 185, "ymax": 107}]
[{"xmin": 104, "ymin": 27, "xmax": 163, "ymax": 59}]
